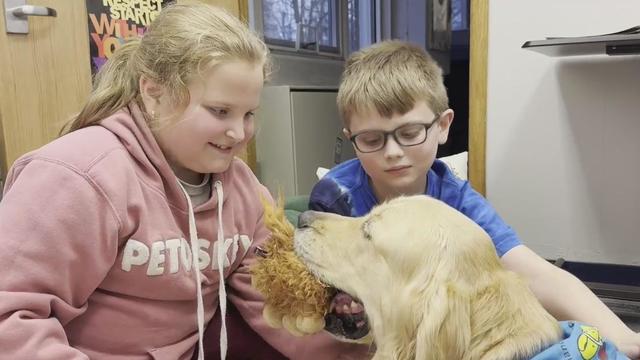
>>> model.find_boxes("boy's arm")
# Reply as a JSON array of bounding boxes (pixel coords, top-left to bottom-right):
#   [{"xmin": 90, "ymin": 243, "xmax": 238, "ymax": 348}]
[
  {"xmin": 501, "ymin": 245, "xmax": 640, "ymax": 359},
  {"xmin": 454, "ymin": 182, "xmax": 639, "ymax": 357},
  {"xmin": 308, "ymin": 178, "xmax": 352, "ymax": 216}
]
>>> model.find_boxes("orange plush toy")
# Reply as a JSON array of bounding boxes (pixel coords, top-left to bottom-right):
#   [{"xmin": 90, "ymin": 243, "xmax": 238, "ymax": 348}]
[{"xmin": 251, "ymin": 198, "xmax": 333, "ymax": 336}]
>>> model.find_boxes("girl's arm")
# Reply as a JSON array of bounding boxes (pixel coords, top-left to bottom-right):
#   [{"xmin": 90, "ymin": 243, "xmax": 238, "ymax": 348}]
[{"xmin": 0, "ymin": 159, "xmax": 119, "ymax": 359}]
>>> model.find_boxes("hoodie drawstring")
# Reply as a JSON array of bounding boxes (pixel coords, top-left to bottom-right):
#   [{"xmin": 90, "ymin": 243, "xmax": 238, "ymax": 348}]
[
  {"xmin": 214, "ymin": 180, "xmax": 229, "ymax": 360},
  {"xmin": 177, "ymin": 180, "xmax": 206, "ymax": 360},
  {"xmin": 177, "ymin": 179, "xmax": 228, "ymax": 360}
]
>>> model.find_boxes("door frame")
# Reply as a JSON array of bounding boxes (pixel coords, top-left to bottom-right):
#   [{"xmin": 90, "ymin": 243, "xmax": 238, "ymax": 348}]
[{"xmin": 469, "ymin": 0, "xmax": 488, "ymax": 195}]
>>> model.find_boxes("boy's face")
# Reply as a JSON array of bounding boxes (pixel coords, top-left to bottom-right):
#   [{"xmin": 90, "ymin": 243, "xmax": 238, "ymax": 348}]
[{"xmin": 344, "ymin": 101, "xmax": 453, "ymax": 201}]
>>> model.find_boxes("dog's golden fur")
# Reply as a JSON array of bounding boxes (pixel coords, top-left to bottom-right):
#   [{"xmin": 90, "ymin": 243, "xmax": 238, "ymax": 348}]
[{"xmin": 294, "ymin": 195, "xmax": 562, "ymax": 360}]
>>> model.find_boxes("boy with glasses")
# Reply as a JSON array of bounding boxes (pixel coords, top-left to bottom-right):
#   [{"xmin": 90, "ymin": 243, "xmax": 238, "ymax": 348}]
[{"xmin": 308, "ymin": 40, "xmax": 640, "ymax": 357}]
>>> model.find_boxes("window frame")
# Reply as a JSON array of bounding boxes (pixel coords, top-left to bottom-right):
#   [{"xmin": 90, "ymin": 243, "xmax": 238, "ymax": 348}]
[{"xmin": 250, "ymin": 0, "xmax": 375, "ymax": 60}]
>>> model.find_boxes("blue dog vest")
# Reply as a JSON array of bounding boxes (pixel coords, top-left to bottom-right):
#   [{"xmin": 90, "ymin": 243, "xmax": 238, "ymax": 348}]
[{"xmin": 531, "ymin": 321, "xmax": 628, "ymax": 360}]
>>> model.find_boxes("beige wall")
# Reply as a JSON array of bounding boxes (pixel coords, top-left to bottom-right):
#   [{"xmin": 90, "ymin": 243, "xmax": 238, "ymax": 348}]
[{"xmin": 486, "ymin": 0, "xmax": 640, "ymax": 265}]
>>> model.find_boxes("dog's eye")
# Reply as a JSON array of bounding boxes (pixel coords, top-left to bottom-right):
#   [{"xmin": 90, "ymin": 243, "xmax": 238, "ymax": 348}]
[{"xmin": 362, "ymin": 219, "xmax": 373, "ymax": 241}]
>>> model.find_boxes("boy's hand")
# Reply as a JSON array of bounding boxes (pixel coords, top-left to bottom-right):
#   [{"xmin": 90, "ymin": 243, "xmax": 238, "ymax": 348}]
[{"xmin": 617, "ymin": 331, "xmax": 640, "ymax": 359}]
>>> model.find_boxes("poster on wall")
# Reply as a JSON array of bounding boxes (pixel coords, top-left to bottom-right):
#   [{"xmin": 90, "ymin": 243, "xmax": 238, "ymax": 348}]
[
  {"xmin": 86, "ymin": 0, "xmax": 174, "ymax": 76},
  {"xmin": 428, "ymin": 0, "xmax": 451, "ymax": 51}
]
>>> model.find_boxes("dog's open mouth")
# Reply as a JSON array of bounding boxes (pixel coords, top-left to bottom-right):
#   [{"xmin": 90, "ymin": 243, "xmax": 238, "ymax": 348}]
[{"xmin": 325, "ymin": 290, "xmax": 370, "ymax": 340}]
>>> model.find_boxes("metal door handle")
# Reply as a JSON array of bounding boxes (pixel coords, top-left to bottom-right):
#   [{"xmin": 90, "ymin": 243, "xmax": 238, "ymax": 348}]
[
  {"xmin": 4, "ymin": 0, "xmax": 57, "ymax": 34},
  {"xmin": 9, "ymin": 5, "xmax": 57, "ymax": 17}
]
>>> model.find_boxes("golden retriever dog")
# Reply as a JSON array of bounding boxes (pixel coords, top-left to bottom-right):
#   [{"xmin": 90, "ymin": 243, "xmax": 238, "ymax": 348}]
[{"xmin": 294, "ymin": 195, "xmax": 562, "ymax": 360}]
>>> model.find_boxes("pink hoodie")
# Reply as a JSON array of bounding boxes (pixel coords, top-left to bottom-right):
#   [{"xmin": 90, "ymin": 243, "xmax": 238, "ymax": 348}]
[{"xmin": 0, "ymin": 104, "xmax": 371, "ymax": 359}]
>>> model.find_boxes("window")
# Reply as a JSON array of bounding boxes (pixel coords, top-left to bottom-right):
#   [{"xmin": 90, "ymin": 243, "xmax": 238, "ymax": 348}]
[
  {"xmin": 253, "ymin": 0, "xmax": 375, "ymax": 58},
  {"xmin": 347, "ymin": 0, "xmax": 374, "ymax": 54}
]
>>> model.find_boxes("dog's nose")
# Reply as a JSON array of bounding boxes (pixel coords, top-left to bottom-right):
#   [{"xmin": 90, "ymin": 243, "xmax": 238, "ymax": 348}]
[{"xmin": 297, "ymin": 210, "xmax": 318, "ymax": 229}]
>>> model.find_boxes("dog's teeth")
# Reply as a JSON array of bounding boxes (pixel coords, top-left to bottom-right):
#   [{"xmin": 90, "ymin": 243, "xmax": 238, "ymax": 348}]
[{"xmin": 350, "ymin": 301, "xmax": 362, "ymax": 313}]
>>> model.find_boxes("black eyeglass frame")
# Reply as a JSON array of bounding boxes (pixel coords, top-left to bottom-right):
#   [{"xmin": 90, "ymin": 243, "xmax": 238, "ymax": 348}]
[{"xmin": 348, "ymin": 114, "xmax": 442, "ymax": 153}]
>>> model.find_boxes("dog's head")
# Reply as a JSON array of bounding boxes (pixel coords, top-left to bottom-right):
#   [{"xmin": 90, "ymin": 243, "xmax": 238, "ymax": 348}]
[{"xmin": 294, "ymin": 195, "xmax": 504, "ymax": 357}]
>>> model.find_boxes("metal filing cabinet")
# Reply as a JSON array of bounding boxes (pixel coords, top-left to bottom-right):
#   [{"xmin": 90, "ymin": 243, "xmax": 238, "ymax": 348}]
[{"xmin": 255, "ymin": 86, "xmax": 356, "ymax": 197}]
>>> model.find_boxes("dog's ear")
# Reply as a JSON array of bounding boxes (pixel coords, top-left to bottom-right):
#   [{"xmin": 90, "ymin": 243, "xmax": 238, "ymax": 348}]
[{"xmin": 415, "ymin": 282, "xmax": 471, "ymax": 359}]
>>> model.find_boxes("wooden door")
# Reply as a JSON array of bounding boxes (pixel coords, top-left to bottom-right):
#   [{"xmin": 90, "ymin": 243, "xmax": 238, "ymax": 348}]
[
  {"xmin": 0, "ymin": 0, "xmax": 92, "ymax": 183},
  {"xmin": 0, "ymin": 0, "xmax": 251, "ymax": 186}
]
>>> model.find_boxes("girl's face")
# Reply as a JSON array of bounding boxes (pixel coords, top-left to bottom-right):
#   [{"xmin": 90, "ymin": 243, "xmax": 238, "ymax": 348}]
[
  {"xmin": 152, "ymin": 60, "xmax": 264, "ymax": 183},
  {"xmin": 346, "ymin": 101, "xmax": 453, "ymax": 202}
]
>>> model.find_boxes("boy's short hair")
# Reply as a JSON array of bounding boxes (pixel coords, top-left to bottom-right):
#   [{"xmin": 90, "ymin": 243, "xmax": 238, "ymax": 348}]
[{"xmin": 337, "ymin": 40, "xmax": 449, "ymax": 127}]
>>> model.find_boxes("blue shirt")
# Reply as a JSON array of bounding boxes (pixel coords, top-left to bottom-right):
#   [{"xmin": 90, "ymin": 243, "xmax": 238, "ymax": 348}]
[
  {"xmin": 309, "ymin": 158, "xmax": 521, "ymax": 257},
  {"xmin": 532, "ymin": 321, "xmax": 628, "ymax": 360}
]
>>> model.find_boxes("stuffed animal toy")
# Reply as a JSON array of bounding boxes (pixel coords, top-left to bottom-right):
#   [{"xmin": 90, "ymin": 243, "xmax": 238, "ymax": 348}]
[{"xmin": 251, "ymin": 198, "xmax": 333, "ymax": 336}]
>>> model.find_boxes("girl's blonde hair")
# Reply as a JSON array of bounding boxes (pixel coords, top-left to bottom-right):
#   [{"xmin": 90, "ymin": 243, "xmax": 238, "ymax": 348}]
[
  {"xmin": 62, "ymin": 2, "xmax": 270, "ymax": 134},
  {"xmin": 337, "ymin": 40, "xmax": 448, "ymax": 127}
]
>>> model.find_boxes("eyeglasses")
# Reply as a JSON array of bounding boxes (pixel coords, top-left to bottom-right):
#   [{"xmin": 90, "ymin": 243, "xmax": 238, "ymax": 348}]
[{"xmin": 348, "ymin": 114, "xmax": 441, "ymax": 153}]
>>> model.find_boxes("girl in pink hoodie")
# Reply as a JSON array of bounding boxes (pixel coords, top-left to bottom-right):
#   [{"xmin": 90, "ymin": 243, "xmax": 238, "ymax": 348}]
[{"xmin": 0, "ymin": 3, "xmax": 370, "ymax": 360}]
